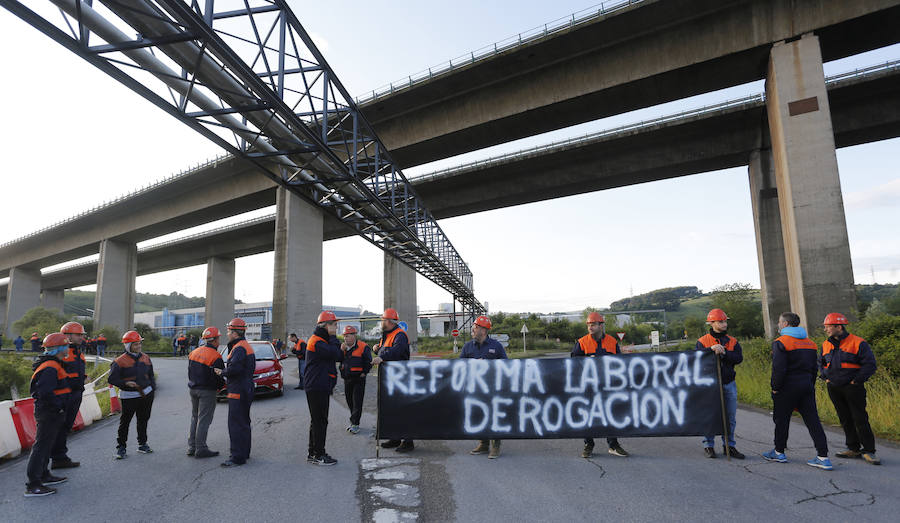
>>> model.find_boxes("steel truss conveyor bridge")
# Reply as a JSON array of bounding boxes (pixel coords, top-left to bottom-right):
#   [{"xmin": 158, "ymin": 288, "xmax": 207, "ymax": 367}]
[{"xmin": 1, "ymin": 0, "xmax": 485, "ymax": 323}]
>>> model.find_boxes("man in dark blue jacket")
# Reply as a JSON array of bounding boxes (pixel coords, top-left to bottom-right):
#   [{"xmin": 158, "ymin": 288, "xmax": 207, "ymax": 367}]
[
  {"xmin": 187, "ymin": 326, "xmax": 225, "ymax": 458},
  {"xmin": 15, "ymin": 335, "xmax": 25, "ymax": 352},
  {"xmin": 108, "ymin": 331, "xmax": 156, "ymax": 460},
  {"xmin": 820, "ymin": 312, "xmax": 879, "ymax": 465},
  {"xmin": 24, "ymin": 333, "xmax": 71, "ymax": 497},
  {"xmin": 217, "ymin": 318, "xmax": 255, "ymax": 467},
  {"xmin": 696, "ymin": 308, "xmax": 744, "ymax": 459},
  {"xmin": 461, "ymin": 315, "xmax": 507, "ymax": 459},
  {"xmin": 373, "ymin": 307, "xmax": 413, "ymax": 452},
  {"xmin": 763, "ymin": 312, "xmax": 831, "ymax": 470},
  {"xmin": 305, "ymin": 311, "xmax": 343, "ymax": 466},
  {"xmin": 339, "ymin": 325, "xmax": 372, "ymax": 435},
  {"xmin": 51, "ymin": 322, "xmax": 87, "ymax": 470}
]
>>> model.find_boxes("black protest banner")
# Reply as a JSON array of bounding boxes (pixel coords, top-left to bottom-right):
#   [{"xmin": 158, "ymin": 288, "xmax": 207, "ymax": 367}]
[{"xmin": 377, "ymin": 350, "xmax": 724, "ymax": 440}]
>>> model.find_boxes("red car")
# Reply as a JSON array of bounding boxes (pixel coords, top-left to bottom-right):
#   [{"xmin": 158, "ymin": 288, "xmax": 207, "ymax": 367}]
[{"xmin": 217, "ymin": 341, "xmax": 288, "ymax": 399}]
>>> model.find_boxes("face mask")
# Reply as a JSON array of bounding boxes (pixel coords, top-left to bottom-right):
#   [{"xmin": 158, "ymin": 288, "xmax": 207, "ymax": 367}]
[{"xmin": 43, "ymin": 346, "xmax": 67, "ymax": 356}]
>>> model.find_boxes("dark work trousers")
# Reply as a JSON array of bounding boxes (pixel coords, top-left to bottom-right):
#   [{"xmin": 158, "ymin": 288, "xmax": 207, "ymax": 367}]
[
  {"xmin": 827, "ymin": 383, "xmax": 876, "ymax": 453},
  {"xmin": 584, "ymin": 437, "xmax": 620, "ymax": 448},
  {"xmin": 26, "ymin": 409, "xmax": 66, "ymax": 488},
  {"xmin": 117, "ymin": 392, "xmax": 154, "ymax": 448},
  {"xmin": 227, "ymin": 389, "xmax": 253, "ymax": 462},
  {"xmin": 343, "ymin": 377, "xmax": 366, "ymax": 426},
  {"xmin": 307, "ymin": 390, "xmax": 331, "ymax": 457},
  {"xmin": 51, "ymin": 392, "xmax": 83, "ymax": 461},
  {"xmin": 188, "ymin": 388, "xmax": 217, "ymax": 452},
  {"xmin": 772, "ymin": 383, "xmax": 828, "ymax": 456}
]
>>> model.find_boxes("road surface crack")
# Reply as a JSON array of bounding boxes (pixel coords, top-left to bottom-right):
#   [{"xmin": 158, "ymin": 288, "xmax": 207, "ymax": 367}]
[
  {"xmin": 584, "ymin": 458, "xmax": 607, "ymax": 478},
  {"xmin": 180, "ymin": 467, "xmax": 217, "ymax": 502},
  {"xmin": 795, "ymin": 478, "xmax": 876, "ymax": 510}
]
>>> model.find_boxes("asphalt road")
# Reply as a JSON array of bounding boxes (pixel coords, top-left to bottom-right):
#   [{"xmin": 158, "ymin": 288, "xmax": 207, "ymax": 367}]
[{"xmin": 1, "ymin": 357, "xmax": 898, "ymax": 522}]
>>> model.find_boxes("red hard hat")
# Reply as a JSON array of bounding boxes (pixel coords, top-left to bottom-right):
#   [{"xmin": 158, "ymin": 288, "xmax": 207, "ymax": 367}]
[
  {"xmin": 122, "ymin": 330, "xmax": 143, "ymax": 344},
  {"xmin": 60, "ymin": 321, "xmax": 87, "ymax": 335},
  {"xmin": 586, "ymin": 312, "xmax": 605, "ymax": 324},
  {"xmin": 474, "ymin": 315, "xmax": 492, "ymax": 329},
  {"xmin": 202, "ymin": 326, "xmax": 220, "ymax": 340},
  {"xmin": 382, "ymin": 308, "xmax": 400, "ymax": 321},
  {"xmin": 823, "ymin": 312, "xmax": 848, "ymax": 325},
  {"xmin": 707, "ymin": 309, "xmax": 729, "ymax": 322},
  {"xmin": 317, "ymin": 310, "xmax": 337, "ymax": 323},
  {"xmin": 226, "ymin": 318, "xmax": 247, "ymax": 331},
  {"xmin": 42, "ymin": 332, "xmax": 69, "ymax": 348},
  {"xmin": 343, "ymin": 325, "xmax": 358, "ymax": 335}
]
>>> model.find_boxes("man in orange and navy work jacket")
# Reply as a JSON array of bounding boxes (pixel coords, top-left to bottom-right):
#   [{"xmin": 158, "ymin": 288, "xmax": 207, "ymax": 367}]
[
  {"xmin": 24, "ymin": 333, "xmax": 72, "ymax": 498},
  {"xmin": 187, "ymin": 326, "xmax": 226, "ymax": 459},
  {"xmin": 571, "ymin": 312, "xmax": 629, "ymax": 459},
  {"xmin": 30, "ymin": 332, "xmax": 41, "ymax": 352},
  {"xmin": 305, "ymin": 311, "xmax": 343, "ymax": 466},
  {"xmin": 51, "ymin": 322, "xmax": 87, "ymax": 470},
  {"xmin": 819, "ymin": 312, "xmax": 879, "ymax": 465},
  {"xmin": 108, "ymin": 331, "xmax": 156, "ymax": 459},
  {"xmin": 763, "ymin": 312, "xmax": 832, "ymax": 470},
  {"xmin": 216, "ymin": 318, "xmax": 255, "ymax": 467},
  {"xmin": 373, "ymin": 307, "xmax": 413, "ymax": 452},
  {"xmin": 339, "ymin": 325, "xmax": 372, "ymax": 436},
  {"xmin": 696, "ymin": 308, "xmax": 744, "ymax": 459},
  {"xmin": 462, "ymin": 315, "xmax": 507, "ymax": 459}
]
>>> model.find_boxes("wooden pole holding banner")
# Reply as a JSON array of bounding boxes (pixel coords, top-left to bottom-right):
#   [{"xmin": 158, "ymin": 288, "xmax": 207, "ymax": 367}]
[
  {"xmin": 375, "ymin": 361, "xmax": 381, "ymax": 459},
  {"xmin": 715, "ymin": 355, "xmax": 731, "ymax": 460}
]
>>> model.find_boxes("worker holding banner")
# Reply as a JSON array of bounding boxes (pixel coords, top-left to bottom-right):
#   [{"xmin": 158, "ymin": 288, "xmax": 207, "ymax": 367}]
[
  {"xmin": 373, "ymin": 307, "xmax": 414, "ymax": 453},
  {"xmin": 461, "ymin": 315, "xmax": 507, "ymax": 459},
  {"xmin": 571, "ymin": 312, "xmax": 629, "ymax": 458},
  {"xmin": 696, "ymin": 309, "xmax": 745, "ymax": 459}
]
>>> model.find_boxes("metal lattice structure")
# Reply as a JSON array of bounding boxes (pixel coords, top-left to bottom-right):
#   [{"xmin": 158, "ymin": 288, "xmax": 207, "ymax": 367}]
[{"xmin": 1, "ymin": 0, "xmax": 484, "ymax": 320}]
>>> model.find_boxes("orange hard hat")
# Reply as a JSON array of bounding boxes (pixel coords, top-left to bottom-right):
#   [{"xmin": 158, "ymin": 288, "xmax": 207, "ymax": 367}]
[
  {"xmin": 382, "ymin": 308, "xmax": 400, "ymax": 321},
  {"xmin": 474, "ymin": 315, "xmax": 492, "ymax": 329},
  {"xmin": 586, "ymin": 312, "xmax": 605, "ymax": 324},
  {"xmin": 42, "ymin": 332, "xmax": 69, "ymax": 348},
  {"xmin": 317, "ymin": 310, "xmax": 337, "ymax": 323},
  {"xmin": 343, "ymin": 325, "xmax": 358, "ymax": 335},
  {"xmin": 707, "ymin": 309, "xmax": 729, "ymax": 322},
  {"xmin": 202, "ymin": 326, "xmax": 220, "ymax": 340},
  {"xmin": 226, "ymin": 318, "xmax": 247, "ymax": 331},
  {"xmin": 60, "ymin": 321, "xmax": 86, "ymax": 335},
  {"xmin": 823, "ymin": 312, "xmax": 848, "ymax": 325},
  {"xmin": 122, "ymin": 330, "xmax": 143, "ymax": 344}
]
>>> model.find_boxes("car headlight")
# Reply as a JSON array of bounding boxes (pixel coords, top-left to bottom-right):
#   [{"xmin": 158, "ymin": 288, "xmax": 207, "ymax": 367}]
[{"xmin": 255, "ymin": 370, "xmax": 280, "ymax": 380}]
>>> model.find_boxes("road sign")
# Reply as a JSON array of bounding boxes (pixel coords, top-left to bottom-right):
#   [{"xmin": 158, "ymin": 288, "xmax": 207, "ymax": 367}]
[
  {"xmin": 451, "ymin": 329, "xmax": 459, "ymax": 337},
  {"xmin": 651, "ymin": 331, "xmax": 660, "ymax": 348},
  {"xmin": 616, "ymin": 332, "xmax": 626, "ymax": 340},
  {"xmin": 520, "ymin": 324, "xmax": 529, "ymax": 334}
]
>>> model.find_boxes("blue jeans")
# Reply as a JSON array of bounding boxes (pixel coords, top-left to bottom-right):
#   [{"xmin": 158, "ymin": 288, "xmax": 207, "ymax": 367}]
[
  {"xmin": 704, "ymin": 380, "xmax": 737, "ymax": 448},
  {"xmin": 298, "ymin": 359, "xmax": 306, "ymax": 385}
]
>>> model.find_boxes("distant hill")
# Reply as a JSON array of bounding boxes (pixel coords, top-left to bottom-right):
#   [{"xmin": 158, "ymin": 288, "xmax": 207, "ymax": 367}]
[
  {"xmin": 64, "ymin": 290, "xmax": 242, "ymax": 314},
  {"xmin": 609, "ymin": 286, "xmax": 703, "ymax": 312}
]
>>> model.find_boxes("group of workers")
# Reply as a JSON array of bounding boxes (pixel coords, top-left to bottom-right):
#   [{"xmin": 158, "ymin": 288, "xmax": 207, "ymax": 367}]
[{"xmin": 23, "ymin": 304, "xmax": 881, "ymax": 496}]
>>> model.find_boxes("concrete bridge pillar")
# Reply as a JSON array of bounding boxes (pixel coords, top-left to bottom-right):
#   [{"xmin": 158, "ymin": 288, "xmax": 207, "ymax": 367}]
[
  {"xmin": 749, "ymin": 148, "xmax": 791, "ymax": 338},
  {"xmin": 272, "ymin": 187, "xmax": 322, "ymax": 342},
  {"xmin": 41, "ymin": 288, "xmax": 65, "ymax": 314},
  {"xmin": 765, "ymin": 34, "xmax": 856, "ymax": 329},
  {"xmin": 4, "ymin": 267, "xmax": 41, "ymax": 338},
  {"xmin": 384, "ymin": 253, "xmax": 417, "ymax": 349},
  {"xmin": 94, "ymin": 239, "xmax": 137, "ymax": 333},
  {"xmin": 205, "ymin": 257, "xmax": 235, "ymax": 334}
]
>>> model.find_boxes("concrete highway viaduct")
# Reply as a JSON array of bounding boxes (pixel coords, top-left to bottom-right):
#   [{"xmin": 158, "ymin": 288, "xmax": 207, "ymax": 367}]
[{"xmin": 2, "ymin": 0, "xmax": 899, "ymax": 338}]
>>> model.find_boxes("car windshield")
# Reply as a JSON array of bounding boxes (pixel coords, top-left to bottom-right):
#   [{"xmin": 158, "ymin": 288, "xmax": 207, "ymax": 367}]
[{"xmin": 251, "ymin": 342, "xmax": 277, "ymax": 360}]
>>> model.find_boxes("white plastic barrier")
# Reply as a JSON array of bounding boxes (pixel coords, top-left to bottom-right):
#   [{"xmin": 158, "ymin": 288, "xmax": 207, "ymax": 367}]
[
  {"xmin": 79, "ymin": 384, "xmax": 103, "ymax": 425},
  {"xmin": 0, "ymin": 400, "xmax": 22, "ymax": 459}
]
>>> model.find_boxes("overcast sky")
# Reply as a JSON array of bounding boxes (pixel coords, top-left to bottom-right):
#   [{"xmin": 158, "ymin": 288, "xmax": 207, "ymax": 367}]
[{"xmin": 1, "ymin": 1, "xmax": 898, "ymax": 315}]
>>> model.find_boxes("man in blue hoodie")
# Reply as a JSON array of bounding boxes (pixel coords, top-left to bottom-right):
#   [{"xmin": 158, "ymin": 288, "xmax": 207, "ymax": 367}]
[
  {"xmin": 763, "ymin": 312, "xmax": 832, "ymax": 470},
  {"xmin": 461, "ymin": 315, "xmax": 507, "ymax": 459}
]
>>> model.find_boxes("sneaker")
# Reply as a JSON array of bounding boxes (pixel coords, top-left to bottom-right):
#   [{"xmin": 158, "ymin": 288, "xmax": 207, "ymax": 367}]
[
  {"xmin": 115, "ymin": 447, "xmax": 127, "ymax": 460},
  {"xmin": 348, "ymin": 425, "xmax": 360, "ymax": 434},
  {"xmin": 762, "ymin": 449, "xmax": 787, "ymax": 463},
  {"xmin": 470, "ymin": 441, "xmax": 489, "ymax": 455},
  {"xmin": 395, "ymin": 441, "xmax": 415, "ymax": 453},
  {"xmin": 608, "ymin": 444, "xmax": 629, "ymax": 457},
  {"xmin": 313, "ymin": 454, "xmax": 337, "ymax": 466},
  {"xmin": 24, "ymin": 485, "xmax": 56, "ymax": 497},
  {"xmin": 41, "ymin": 475, "xmax": 67, "ymax": 486},
  {"xmin": 137, "ymin": 444, "xmax": 153, "ymax": 454},
  {"xmin": 307, "ymin": 453, "xmax": 316, "ymax": 463},
  {"xmin": 835, "ymin": 449, "xmax": 861, "ymax": 459},
  {"xmin": 381, "ymin": 439, "xmax": 402, "ymax": 449},
  {"xmin": 861, "ymin": 453, "xmax": 881, "ymax": 466},
  {"xmin": 581, "ymin": 443, "xmax": 594, "ymax": 458},
  {"xmin": 724, "ymin": 447, "xmax": 745, "ymax": 460},
  {"xmin": 195, "ymin": 449, "xmax": 220, "ymax": 459},
  {"xmin": 186, "ymin": 448, "xmax": 195, "ymax": 457},
  {"xmin": 488, "ymin": 442, "xmax": 501, "ymax": 459},
  {"xmin": 704, "ymin": 447, "xmax": 717, "ymax": 459},
  {"xmin": 807, "ymin": 456, "xmax": 834, "ymax": 470},
  {"xmin": 51, "ymin": 459, "xmax": 80, "ymax": 469}
]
